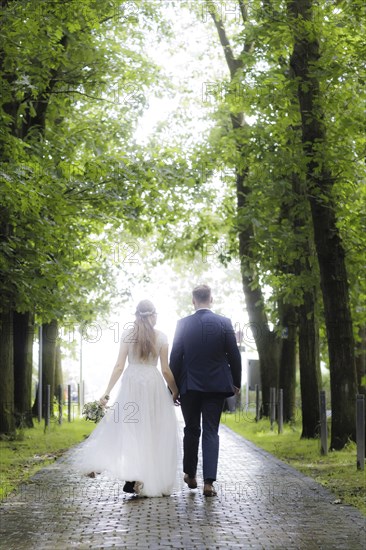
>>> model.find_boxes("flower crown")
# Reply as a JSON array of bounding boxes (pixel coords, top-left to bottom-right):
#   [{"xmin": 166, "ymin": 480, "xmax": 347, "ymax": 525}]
[{"xmin": 136, "ymin": 309, "xmax": 156, "ymax": 317}]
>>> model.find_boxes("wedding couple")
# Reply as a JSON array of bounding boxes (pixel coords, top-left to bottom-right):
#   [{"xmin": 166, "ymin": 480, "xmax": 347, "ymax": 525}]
[{"xmin": 72, "ymin": 284, "xmax": 241, "ymax": 498}]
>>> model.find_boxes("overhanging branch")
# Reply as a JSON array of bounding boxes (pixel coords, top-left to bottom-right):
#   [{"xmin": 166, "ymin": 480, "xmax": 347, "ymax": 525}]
[
  {"xmin": 208, "ymin": 6, "xmax": 243, "ymax": 78},
  {"xmin": 238, "ymin": 0, "xmax": 248, "ymax": 23}
]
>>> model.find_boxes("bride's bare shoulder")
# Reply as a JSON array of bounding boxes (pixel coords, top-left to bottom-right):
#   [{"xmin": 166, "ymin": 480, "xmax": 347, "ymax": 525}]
[{"xmin": 154, "ymin": 329, "xmax": 168, "ymax": 344}]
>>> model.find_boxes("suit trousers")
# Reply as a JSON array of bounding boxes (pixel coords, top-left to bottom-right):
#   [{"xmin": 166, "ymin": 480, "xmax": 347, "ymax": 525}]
[{"xmin": 180, "ymin": 391, "xmax": 226, "ymax": 482}]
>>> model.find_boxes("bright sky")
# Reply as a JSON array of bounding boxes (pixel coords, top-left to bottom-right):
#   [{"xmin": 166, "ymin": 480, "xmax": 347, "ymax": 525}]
[{"xmin": 134, "ymin": 1, "xmax": 227, "ymax": 143}]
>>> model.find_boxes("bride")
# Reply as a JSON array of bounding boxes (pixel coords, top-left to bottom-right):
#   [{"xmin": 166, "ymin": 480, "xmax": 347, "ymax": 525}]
[{"xmin": 71, "ymin": 300, "xmax": 180, "ymax": 497}]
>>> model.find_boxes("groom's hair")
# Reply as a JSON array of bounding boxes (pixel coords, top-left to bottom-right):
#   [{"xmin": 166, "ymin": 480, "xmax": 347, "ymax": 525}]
[{"xmin": 192, "ymin": 284, "xmax": 211, "ymax": 304}]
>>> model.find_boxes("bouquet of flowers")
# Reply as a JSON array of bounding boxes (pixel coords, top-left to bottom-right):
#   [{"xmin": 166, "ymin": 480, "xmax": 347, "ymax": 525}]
[{"xmin": 82, "ymin": 400, "xmax": 105, "ymax": 423}]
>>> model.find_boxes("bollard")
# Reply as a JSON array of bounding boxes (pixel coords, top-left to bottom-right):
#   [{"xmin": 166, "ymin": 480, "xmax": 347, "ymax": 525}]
[
  {"xmin": 45, "ymin": 384, "xmax": 50, "ymax": 429},
  {"xmin": 319, "ymin": 390, "xmax": 328, "ymax": 455},
  {"xmin": 270, "ymin": 387, "xmax": 276, "ymax": 431},
  {"xmin": 356, "ymin": 394, "xmax": 365, "ymax": 471},
  {"xmin": 58, "ymin": 384, "xmax": 63, "ymax": 425},
  {"xmin": 68, "ymin": 384, "xmax": 71, "ymax": 422},
  {"xmin": 255, "ymin": 384, "xmax": 260, "ymax": 422},
  {"xmin": 278, "ymin": 389, "xmax": 283, "ymax": 434}
]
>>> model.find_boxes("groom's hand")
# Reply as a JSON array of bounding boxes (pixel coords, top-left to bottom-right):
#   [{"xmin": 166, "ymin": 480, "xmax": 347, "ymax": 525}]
[
  {"xmin": 233, "ymin": 386, "xmax": 240, "ymax": 395},
  {"xmin": 172, "ymin": 391, "xmax": 181, "ymax": 406}
]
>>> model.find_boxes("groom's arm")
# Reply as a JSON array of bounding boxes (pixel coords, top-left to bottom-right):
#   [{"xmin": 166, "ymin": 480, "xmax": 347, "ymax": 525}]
[
  {"xmin": 169, "ymin": 319, "xmax": 185, "ymax": 387},
  {"xmin": 224, "ymin": 318, "xmax": 242, "ymax": 389}
]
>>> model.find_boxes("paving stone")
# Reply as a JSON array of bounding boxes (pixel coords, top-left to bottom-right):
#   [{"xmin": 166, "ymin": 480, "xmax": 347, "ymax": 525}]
[{"xmin": 0, "ymin": 415, "xmax": 365, "ymax": 549}]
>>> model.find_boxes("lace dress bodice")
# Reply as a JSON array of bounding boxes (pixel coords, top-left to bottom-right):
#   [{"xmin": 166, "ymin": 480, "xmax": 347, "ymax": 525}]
[{"xmin": 121, "ymin": 328, "xmax": 168, "ymax": 367}]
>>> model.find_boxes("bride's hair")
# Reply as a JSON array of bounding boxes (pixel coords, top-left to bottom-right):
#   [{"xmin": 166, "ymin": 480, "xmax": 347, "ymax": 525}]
[{"xmin": 133, "ymin": 299, "xmax": 157, "ymax": 360}]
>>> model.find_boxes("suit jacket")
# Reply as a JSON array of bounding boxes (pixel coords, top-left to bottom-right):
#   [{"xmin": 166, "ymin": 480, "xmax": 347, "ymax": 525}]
[{"xmin": 170, "ymin": 309, "xmax": 242, "ymax": 397}]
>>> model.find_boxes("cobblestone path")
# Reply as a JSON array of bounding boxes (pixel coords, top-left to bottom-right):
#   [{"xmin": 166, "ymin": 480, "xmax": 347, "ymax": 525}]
[{"xmin": 0, "ymin": 418, "xmax": 364, "ymax": 549}]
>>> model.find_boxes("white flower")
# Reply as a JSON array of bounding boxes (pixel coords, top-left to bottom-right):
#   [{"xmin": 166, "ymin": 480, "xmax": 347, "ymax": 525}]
[{"xmin": 82, "ymin": 401, "xmax": 105, "ymax": 423}]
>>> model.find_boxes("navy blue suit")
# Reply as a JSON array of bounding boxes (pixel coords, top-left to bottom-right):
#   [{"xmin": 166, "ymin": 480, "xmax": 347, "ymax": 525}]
[{"xmin": 170, "ymin": 309, "xmax": 242, "ymax": 482}]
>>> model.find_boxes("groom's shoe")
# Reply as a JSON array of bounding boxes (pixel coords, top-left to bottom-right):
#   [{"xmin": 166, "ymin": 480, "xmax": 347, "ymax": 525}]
[
  {"xmin": 203, "ymin": 484, "xmax": 217, "ymax": 497},
  {"xmin": 203, "ymin": 481, "xmax": 217, "ymax": 497},
  {"xmin": 184, "ymin": 474, "xmax": 197, "ymax": 489},
  {"xmin": 123, "ymin": 481, "xmax": 136, "ymax": 493}
]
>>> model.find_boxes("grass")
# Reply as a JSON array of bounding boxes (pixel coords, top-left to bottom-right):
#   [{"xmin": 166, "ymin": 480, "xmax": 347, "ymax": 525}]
[
  {"xmin": 0, "ymin": 417, "xmax": 94, "ymax": 500},
  {"xmin": 221, "ymin": 410, "xmax": 366, "ymax": 516}
]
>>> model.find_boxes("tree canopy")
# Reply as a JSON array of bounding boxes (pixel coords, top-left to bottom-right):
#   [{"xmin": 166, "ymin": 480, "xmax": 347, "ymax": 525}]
[{"xmin": 0, "ymin": 0, "xmax": 365, "ymax": 448}]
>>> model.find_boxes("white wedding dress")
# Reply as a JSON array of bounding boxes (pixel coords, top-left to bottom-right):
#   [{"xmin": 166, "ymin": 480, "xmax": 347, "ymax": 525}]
[{"xmin": 71, "ymin": 329, "xmax": 178, "ymax": 497}]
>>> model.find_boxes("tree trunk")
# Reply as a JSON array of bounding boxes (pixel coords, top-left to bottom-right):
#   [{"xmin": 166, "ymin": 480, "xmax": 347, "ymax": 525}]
[
  {"xmin": 290, "ymin": 169, "xmax": 322, "ymax": 437},
  {"xmin": 310, "ymin": 187, "xmax": 357, "ymax": 448},
  {"xmin": 208, "ymin": 7, "xmax": 282, "ymax": 416},
  {"xmin": 237, "ymin": 166, "xmax": 282, "ymax": 416},
  {"xmin": 0, "ymin": 215, "xmax": 15, "ymax": 435},
  {"xmin": 0, "ymin": 309, "xmax": 15, "ymax": 435},
  {"xmin": 278, "ymin": 300, "xmax": 297, "ymax": 422},
  {"xmin": 257, "ymin": 330, "xmax": 281, "ymax": 417},
  {"xmin": 13, "ymin": 312, "xmax": 34, "ymax": 428},
  {"xmin": 32, "ymin": 320, "xmax": 58, "ymax": 417},
  {"xmin": 355, "ymin": 326, "xmax": 366, "ymax": 392},
  {"xmin": 42, "ymin": 319, "xmax": 58, "ymax": 416},
  {"xmin": 355, "ymin": 326, "xmax": 366, "ymax": 456},
  {"xmin": 297, "ymin": 290, "xmax": 321, "ymax": 438},
  {"xmin": 288, "ymin": 0, "xmax": 358, "ymax": 449},
  {"xmin": 54, "ymin": 342, "xmax": 63, "ymax": 400}
]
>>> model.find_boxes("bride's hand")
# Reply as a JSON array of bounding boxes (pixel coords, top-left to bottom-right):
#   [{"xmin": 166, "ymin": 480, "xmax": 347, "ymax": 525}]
[{"xmin": 99, "ymin": 397, "xmax": 108, "ymax": 407}]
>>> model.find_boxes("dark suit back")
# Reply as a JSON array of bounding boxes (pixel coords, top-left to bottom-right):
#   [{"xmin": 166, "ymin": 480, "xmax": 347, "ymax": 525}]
[{"xmin": 170, "ymin": 309, "xmax": 242, "ymax": 396}]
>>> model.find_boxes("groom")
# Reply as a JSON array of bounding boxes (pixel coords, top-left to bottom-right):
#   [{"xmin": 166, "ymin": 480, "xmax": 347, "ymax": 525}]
[{"xmin": 170, "ymin": 284, "xmax": 242, "ymax": 497}]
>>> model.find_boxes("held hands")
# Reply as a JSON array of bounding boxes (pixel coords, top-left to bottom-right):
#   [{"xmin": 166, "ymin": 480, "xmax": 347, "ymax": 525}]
[
  {"xmin": 167, "ymin": 385, "xmax": 180, "ymax": 405},
  {"xmin": 164, "ymin": 386, "xmax": 181, "ymax": 406},
  {"xmin": 172, "ymin": 390, "xmax": 181, "ymax": 406},
  {"xmin": 233, "ymin": 386, "xmax": 241, "ymax": 396}
]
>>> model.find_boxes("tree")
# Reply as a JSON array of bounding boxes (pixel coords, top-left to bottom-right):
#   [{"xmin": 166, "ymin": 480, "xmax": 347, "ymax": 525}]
[
  {"xmin": 13, "ymin": 312, "xmax": 34, "ymax": 428},
  {"xmin": 0, "ymin": 310, "xmax": 14, "ymax": 434},
  {"xmin": 206, "ymin": 2, "xmax": 283, "ymax": 416},
  {"xmin": 199, "ymin": 1, "xmax": 364, "ymax": 442},
  {"xmin": 0, "ymin": 0, "xmax": 166, "ymax": 431},
  {"xmin": 287, "ymin": 0, "xmax": 359, "ymax": 449}
]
